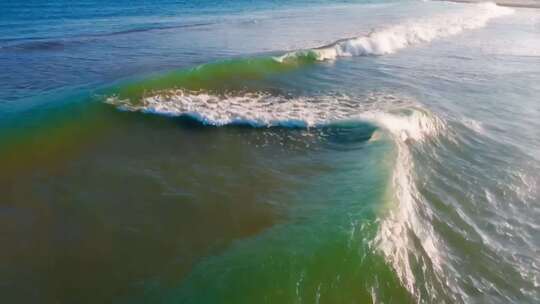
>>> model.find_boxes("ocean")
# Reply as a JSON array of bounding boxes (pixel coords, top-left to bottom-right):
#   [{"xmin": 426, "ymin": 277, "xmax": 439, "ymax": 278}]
[{"xmin": 0, "ymin": 0, "xmax": 539, "ymax": 303}]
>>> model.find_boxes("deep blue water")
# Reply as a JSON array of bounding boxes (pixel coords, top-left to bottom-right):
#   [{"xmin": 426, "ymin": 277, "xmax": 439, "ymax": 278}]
[{"xmin": 0, "ymin": 0, "xmax": 396, "ymax": 103}]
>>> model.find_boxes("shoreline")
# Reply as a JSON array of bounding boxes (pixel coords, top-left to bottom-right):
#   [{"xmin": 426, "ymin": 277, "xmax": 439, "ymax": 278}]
[{"xmin": 440, "ymin": 0, "xmax": 540, "ymax": 8}]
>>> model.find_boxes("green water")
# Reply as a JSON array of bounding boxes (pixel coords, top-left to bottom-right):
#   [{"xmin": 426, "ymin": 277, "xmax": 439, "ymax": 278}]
[
  {"xmin": 0, "ymin": 97, "xmax": 410, "ymax": 303},
  {"xmin": 113, "ymin": 55, "xmax": 317, "ymax": 103}
]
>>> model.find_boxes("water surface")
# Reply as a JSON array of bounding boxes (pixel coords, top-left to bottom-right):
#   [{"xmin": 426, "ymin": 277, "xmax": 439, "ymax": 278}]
[{"xmin": 1, "ymin": 1, "xmax": 539, "ymax": 303}]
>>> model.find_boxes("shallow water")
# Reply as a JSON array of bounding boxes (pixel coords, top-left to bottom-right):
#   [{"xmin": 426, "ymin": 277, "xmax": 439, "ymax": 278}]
[{"xmin": 1, "ymin": 1, "xmax": 539, "ymax": 303}]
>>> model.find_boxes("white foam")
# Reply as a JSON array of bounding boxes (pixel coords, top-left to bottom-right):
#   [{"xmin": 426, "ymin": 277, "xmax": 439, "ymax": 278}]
[
  {"xmin": 277, "ymin": 2, "xmax": 514, "ymax": 61},
  {"xmin": 372, "ymin": 117, "xmax": 466, "ymax": 303},
  {"xmin": 106, "ymin": 90, "xmax": 444, "ymax": 143}
]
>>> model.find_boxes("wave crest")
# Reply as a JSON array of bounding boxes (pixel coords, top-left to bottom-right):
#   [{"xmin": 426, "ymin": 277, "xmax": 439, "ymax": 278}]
[
  {"xmin": 278, "ymin": 2, "xmax": 513, "ymax": 61},
  {"xmin": 106, "ymin": 90, "xmax": 444, "ymax": 143}
]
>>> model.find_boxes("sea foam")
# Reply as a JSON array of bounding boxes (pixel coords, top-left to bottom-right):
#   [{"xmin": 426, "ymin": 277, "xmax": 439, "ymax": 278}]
[{"xmin": 107, "ymin": 90, "xmax": 444, "ymax": 143}]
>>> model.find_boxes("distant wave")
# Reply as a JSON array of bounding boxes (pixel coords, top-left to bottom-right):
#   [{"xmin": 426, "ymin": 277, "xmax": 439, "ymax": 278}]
[
  {"xmin": 88, "ymin": 22, "xmax": 214, "ymax": 38},
  {"xmin": 0, "ymin": 22, "xmax": 214, "ymax": 52},
  {"xmin": 104, "ymin": 2, "xmax": 513, "ymax": 104},
  {"xmin": 2, "ymin": 2, "xmax": 512, "ymax": 54},
  {"xmin": 1, "ymin": 40, "xmax": 70, "ymax": 51},
  {"xmin": 278, "ymin": 2, "xmax": 513, "ymax": 61}
]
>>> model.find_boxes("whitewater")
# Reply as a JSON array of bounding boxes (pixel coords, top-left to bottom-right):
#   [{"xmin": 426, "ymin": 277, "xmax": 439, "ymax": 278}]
[{"xmin": 279, "ymin": 2, "xmax": 513, "ymax": 60}]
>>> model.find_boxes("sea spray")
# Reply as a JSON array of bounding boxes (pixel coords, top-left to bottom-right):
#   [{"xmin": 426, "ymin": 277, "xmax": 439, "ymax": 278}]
[
  {"xmin": 373, "ymin": 114, "xmax": 458, "ymax": 302},
  {"xmin": 106, "ymin": 90, "xmax": 439, "ymax": 130}
]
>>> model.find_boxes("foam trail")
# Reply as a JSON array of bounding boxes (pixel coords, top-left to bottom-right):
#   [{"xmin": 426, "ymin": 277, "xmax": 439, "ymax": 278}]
[
  {"xmin": 375, "ymin": 133, "xmax": 457, "ymax": 302},
  {"xmin": 278, "ymin": 2, "xmax": 513, "ymax": 61}
]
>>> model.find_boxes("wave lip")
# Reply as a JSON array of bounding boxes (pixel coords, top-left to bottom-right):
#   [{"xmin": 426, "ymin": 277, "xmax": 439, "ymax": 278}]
[{"xmin": 278, "ymin": 2, "xmax": 514, "ymax": 61}]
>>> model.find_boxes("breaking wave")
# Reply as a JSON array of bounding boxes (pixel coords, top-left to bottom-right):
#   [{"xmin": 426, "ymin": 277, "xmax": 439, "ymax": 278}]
[
  {"xmin": 278, "ymin": 2, "xmax": 513, "ymax": 61},
  {"xmin": 108, "ymin": 3, "xmax": 512, "ymax": 103},
  {"xmin": 375, "ymin": 119, "xmax": 457, "ymax": 302},
  {"xmin": 106, "ymin": 90, "xmax": 444, "ymax": 141},
  {"xmin": 103, "ymin": 3, "xmax": 514, "ymax": 301},
  {"xmin": 106, "ymin": 89, "xmax": 450, "ymax": 301}
]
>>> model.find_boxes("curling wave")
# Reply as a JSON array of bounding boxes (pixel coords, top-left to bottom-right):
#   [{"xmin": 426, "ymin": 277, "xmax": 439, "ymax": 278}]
[{"xmin": 106, "ymin": 90, "xmax": 444, "ymax": 142}]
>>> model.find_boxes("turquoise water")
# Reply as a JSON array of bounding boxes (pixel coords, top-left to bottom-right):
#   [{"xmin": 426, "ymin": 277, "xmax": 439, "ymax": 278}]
[{"xmin": 1, "ymin": 1, "xmax": 539, "ymax": 303}]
